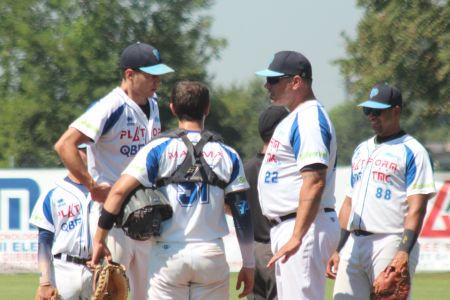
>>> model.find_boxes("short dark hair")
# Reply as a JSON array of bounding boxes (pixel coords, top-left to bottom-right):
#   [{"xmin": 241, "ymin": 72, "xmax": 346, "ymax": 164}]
[{"xmin": 170, "ymin": 81, "xmax": 210, "ymax": 121}]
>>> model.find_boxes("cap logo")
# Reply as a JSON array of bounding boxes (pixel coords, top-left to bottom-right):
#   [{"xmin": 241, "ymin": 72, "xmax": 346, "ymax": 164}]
[
  {"xmin": 369, "ymin": 88, "xmax": 379, "ymax": 99},
  {"xmin": 153, "ymin": 48, "xmax": 161, "ymax": 62}
]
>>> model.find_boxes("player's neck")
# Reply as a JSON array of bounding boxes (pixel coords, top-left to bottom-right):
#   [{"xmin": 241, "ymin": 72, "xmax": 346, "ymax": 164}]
[
  {"xmin": 67, "ymin": 173, "xmax": 82, "ymax": 184},
  {"xmin": 375, "ymin": 129, "xmax": 406, "ymax": 144},
  {"xmin": 178, "ymin": 119, "xmax": 204, "ymax": 131}
]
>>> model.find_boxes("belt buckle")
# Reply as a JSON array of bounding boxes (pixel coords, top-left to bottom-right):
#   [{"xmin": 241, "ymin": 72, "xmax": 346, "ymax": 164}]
[
  {"xmin": 61, "ymin": 253, "xmax": 68, "ymax": 261},
  {"xmin": 270, "ymin": 217, "xmax": 282, "ymax": 227}
]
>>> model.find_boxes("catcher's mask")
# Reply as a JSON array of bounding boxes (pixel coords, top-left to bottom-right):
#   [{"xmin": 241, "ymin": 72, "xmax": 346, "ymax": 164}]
[{"xmin": 116, "ymin": 186, "xmax": 173, "ymax": 240}]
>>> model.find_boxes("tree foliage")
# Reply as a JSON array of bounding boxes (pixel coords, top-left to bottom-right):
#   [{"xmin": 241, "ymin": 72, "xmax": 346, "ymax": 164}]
[
  {"xmin": 0, "ymin": 0, "xmax": 225, "ymax": 167},
  {"xmin": 209, "ymin": 78, "xmax": 269, "ymax": 161},
  {"xmin": 330, "ymin": 0, "xmax": 450, "ymax": 165}
]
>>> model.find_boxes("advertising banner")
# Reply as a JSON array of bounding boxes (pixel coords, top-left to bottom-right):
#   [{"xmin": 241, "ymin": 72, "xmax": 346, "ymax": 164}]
[{"xmin": 0, "ymin": 169, "xmax": 449, "ymax": 273}]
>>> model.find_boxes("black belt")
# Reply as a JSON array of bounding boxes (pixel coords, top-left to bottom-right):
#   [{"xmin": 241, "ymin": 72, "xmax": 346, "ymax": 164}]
[
  {"xmin": 270, "ymin": 208, "xmax": 335, "ymax": 227},
  {"xmin": 352, "ymin": 230, "xmax": 373, "ymax": 236},
  {"xmin": 54, "ymin": 253, "xmax": 89, "ymax": 265}
]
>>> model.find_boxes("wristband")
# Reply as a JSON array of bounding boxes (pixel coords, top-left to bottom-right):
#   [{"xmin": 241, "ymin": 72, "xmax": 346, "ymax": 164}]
[
  {"xmin": 398, "ymin": 229, "xmax": 418, "ymax": 253},
  {"xmin": 336, "ymin": 229, "xmax": 350, "ymax": 253},
  {"xmin": 98, "ymin": 207, "xmax": 119, "ymax": 230}
]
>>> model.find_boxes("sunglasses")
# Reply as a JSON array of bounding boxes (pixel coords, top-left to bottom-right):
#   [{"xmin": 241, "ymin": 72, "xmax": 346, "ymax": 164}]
[
  {"xmin": 362, "ymin": 107, "xmax": 389, "ymax": 117},
  {"xmin": 266, "ymin": 75, "xmax": 292, "ymax": 85}
]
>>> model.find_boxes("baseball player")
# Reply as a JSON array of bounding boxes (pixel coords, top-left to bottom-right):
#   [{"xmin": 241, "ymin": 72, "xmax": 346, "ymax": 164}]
[
  {"xmin": 91, "ymin": 80, "xmax": 255, "ymax": 300},
  {"xmin": 30, "ymin": 144, "xmax": 92, "ymax": 300},
  {"xmin": 326, "ymin": 83, "xmax": 436, "ymax": 299},
  {"xmin": 255, "ymin": 51, "xmax": 340, "ymax": 299},
  {"xmin": 54, "ymin": 42, "xmax": 174, "ymax": 300},
  {"xmin": 244, "ymin": 105, "xmax": 289, "ymax": 300}
]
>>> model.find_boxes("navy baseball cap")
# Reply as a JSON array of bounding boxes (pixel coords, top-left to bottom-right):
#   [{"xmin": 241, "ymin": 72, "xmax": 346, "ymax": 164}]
[
  {"xmin": 119, "ymin": 42, "xmax": 174, "ymax": 75},
  {"xmin": 358, "ymin": 83, "xmax": 403, "ymax": 109},
  {"xmin": 255, "ymin": 51, "xmax": 312, "ymax": 79},
  {"xmin": 258, "ymin": 105, "xmax": 290, "ymax": 142}
]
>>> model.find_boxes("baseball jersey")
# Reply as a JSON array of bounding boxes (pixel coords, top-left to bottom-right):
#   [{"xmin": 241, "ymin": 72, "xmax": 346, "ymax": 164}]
[
  {"xmin": 347, "ymin": 134, "xmax": 436, "ymax": 234},
  {"xmin": 258, "ymin": 100, "xmax": 337, "ymax": 219},
  {"xmin": 70, "ymin": 87, "xmax": 161, "ymax": 184},
  {"xmin": 123, "ymin": 130, "xmax": 249, "ymax": 242},
  {"xmin": 29, "ymin": 177, "xmax": 91, "ymax": 258}
]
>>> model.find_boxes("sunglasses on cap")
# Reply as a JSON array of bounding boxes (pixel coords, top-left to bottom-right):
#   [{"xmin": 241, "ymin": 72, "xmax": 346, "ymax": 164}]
[
  {"xmin": 362, "ymin": 107, "xmax": 390, "ymax": 117},
  {"xmin": 266, "ymin": 75, "xmax": 292, "ymax": 85}
]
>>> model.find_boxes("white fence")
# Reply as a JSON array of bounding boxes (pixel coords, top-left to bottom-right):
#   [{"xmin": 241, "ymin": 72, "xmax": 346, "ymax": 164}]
[{"xmin": 1, "ymin": 168, "xmax": 449, "ymax": 273}]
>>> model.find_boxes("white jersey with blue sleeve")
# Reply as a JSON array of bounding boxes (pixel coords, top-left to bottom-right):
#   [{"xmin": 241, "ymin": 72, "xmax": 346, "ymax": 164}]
[
  {"xmin": 70, "ymin": 87, "xmax": 161, "ymax": 184},
  {"xmin": 29, "ymin": 177, "xmax": 91, "ymax": 258},
  {"xmin": 347, "ymin": 134, "xmax": 436, "ymax": 233},
  {"xmin": 258, "ymin": 100, "xmax": 337, "ymax": 219},
  {"xmin": 123, "ymin": 131, "xmax": 249, "ymax": 242}
]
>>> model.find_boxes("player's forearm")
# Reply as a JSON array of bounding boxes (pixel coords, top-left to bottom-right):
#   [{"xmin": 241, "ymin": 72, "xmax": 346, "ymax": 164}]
[
  {"xmin": 102, "ymin": 175, "xmax": 140, "ymax": 214},
  {"xmin": 338, "ymin": 196, "xmax": 352, "ymax": 229},
  {"xmin": 292, "ymin": 170, "xmax": 325, "ymax": 241},
  {"xmin": 404, "ymin": 194, "xmax": 430, "ymax": 233},
  {"xmin": 37, "ymin": 229, "xmax": 54, "ymax": 286},
  {"xmin": 225, "ymin": 191, "xmax": 255, "ymax": 268},
  {"xmin": 398, "ymin": 194, "xmax": 429, "ymax": 254},
  {"xmin": 54, "ymin": 128, "xmax": 95, "ymax": 190}
]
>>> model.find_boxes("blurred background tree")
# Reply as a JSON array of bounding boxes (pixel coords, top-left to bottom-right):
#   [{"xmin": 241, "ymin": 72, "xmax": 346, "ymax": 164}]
[
  {"xmin": 0, "ymin": 0, "xmax": 226, "ymax": 167},
  {"xmin": 330, "ymin": 0, "xmax": 449, "ymax": 167},
  {"xmin": 0, "ymin": 0, "xmax": 448, "ymax": 169}
]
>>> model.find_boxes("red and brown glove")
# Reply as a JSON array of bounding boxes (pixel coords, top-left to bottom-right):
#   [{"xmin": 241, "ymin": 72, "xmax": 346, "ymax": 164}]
[{"xmin": 371, "ymin": 265, "xmax": 410, "ymax": 300}]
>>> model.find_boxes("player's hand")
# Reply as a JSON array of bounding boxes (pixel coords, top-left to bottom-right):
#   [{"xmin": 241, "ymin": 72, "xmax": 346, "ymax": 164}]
[
  {"xmin": 235, "ymin": 267, "xmax": 254, "ymax": 298},
  {"xmin": 386, "ymin": 251, "xmax": 409, "ymax": 277},
  {"xmin": 36, "ymin": 284, "xmax": 58, "ymax": 300},
  {"xmin": 326, "ymin": 251, "xmax": 340, "ymax": 280},
  {"xmin": 267, "ymin": 237, "xmax": 301, "ymax": 268},
  {"xmin": 90, "ymin": 183, "xmax": 111, "ymax": 203},
  {"xmin": 89, "ymin": 229, "xmax": 112, "ymax": 267}
]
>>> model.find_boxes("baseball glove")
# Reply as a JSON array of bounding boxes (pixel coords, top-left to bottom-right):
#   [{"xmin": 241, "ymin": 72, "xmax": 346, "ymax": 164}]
[
  {"xmin": 371, "ymin": 265, "xmax": 410, "ymax": 300},
  {"xmin": 91, "ymin": 260, "xmax": 128, "ymax": 300},
  {"xmin": 35, "ymin": 285, "xmax": 59, "ymax": 300},
  {"xmin": 116, "ymin": 186, "xmax": 173, "ymax": 240}
]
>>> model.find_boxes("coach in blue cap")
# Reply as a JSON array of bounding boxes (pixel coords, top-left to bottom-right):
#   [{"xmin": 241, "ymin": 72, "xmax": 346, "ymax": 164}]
[
  {"xmin": 255, "ymin": 50, "xmax": 339, "ymax": 300},
  {"xmin": 55, "ymin": 41, "xmax": 174, "ymax": 300}
]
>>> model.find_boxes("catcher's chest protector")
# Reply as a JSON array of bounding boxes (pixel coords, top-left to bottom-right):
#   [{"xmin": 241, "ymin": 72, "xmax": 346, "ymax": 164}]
[{"xmin": 156, "ymin": 129, "xmax": 228, "ymax": 189}]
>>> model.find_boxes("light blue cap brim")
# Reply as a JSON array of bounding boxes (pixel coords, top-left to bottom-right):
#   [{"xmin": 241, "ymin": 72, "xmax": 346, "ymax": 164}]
[
  {"xmin": 77, "ymin": 143, "xmax": 88, "ymax": 149},
  {"xmin": 140, "ymin": 64, "xmax": 174, "ymax": 75},
  {"xmin": 358, "ymin": 100, "xmax": 391, "ymax": 109},
  {"xmin": 255, "ymin": 69, "xmax": 285, "ymax": 77}
]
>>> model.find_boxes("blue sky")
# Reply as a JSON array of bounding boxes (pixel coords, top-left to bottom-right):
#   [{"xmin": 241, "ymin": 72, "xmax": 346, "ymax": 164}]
[{"xmin": 207, "ymin": 0, "xmax": 363, "ymax": 109}]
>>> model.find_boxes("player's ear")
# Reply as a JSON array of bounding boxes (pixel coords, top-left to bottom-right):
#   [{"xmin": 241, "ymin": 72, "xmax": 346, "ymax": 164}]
[
  {"xmin": 169, "ymin": 103, "xmax": 177, "ymax": 117},
  {"xmin": 123, "ymin": 68, "xmax": 134, "ymax": 81},
  {"xmin": 203, "ymin": 102, "xmax": 210, "ymax": 117}
]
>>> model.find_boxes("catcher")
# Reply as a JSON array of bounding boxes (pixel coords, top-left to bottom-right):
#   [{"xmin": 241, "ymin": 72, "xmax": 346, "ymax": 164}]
[
  {"xmin": 325, "ymin": 84, "xmax": 436, "ymax": 299},
  {"xmin": 91, "ymin": 81, "xmax": 255, "ymax": 299}
]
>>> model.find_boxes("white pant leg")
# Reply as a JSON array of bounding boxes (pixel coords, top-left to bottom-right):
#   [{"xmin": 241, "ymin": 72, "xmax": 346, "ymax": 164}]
[
  {"xmin": 53, "ymin": 259, "xmax": 92, "ymax": 300},
  {"xmin": 107, "ymin": 228, "xmax": 153, "ymax": 300},
  {"xmin": 333, "ymin": 234, "xmax": 371, "ymax": 300},
  {"xmin": 148, "ymin": 239, "xmax": 229, "ymax": 300},
  {"xmin": 271, "ymin": 210, "xmax": 339, "ymax": 300},
  {"xmin": 334, "ymin": 233, "xmax": 419, "ymax": 300},
  {"xmin": 128, "ymin": 238, "xmax": 153, "ymax": 300},
  {"xmin": 190, "ymin": 240, "xmax": 229, "ymax": 300}
]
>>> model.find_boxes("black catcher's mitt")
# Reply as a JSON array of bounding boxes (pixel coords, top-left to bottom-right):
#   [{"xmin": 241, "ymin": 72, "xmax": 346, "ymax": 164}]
[{"xmin": 116, "ymin": 186, "xmax": 173, "ymax": 240}]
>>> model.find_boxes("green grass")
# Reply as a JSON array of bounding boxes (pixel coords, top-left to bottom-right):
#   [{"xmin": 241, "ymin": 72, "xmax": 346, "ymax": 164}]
[
  {"xmin": 229, "ymin": 272, "xmax": 450, "ymax": 300},
  {"xmin": 1, "ymin": 272, "xmax": 448, "ymax": 299}
]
